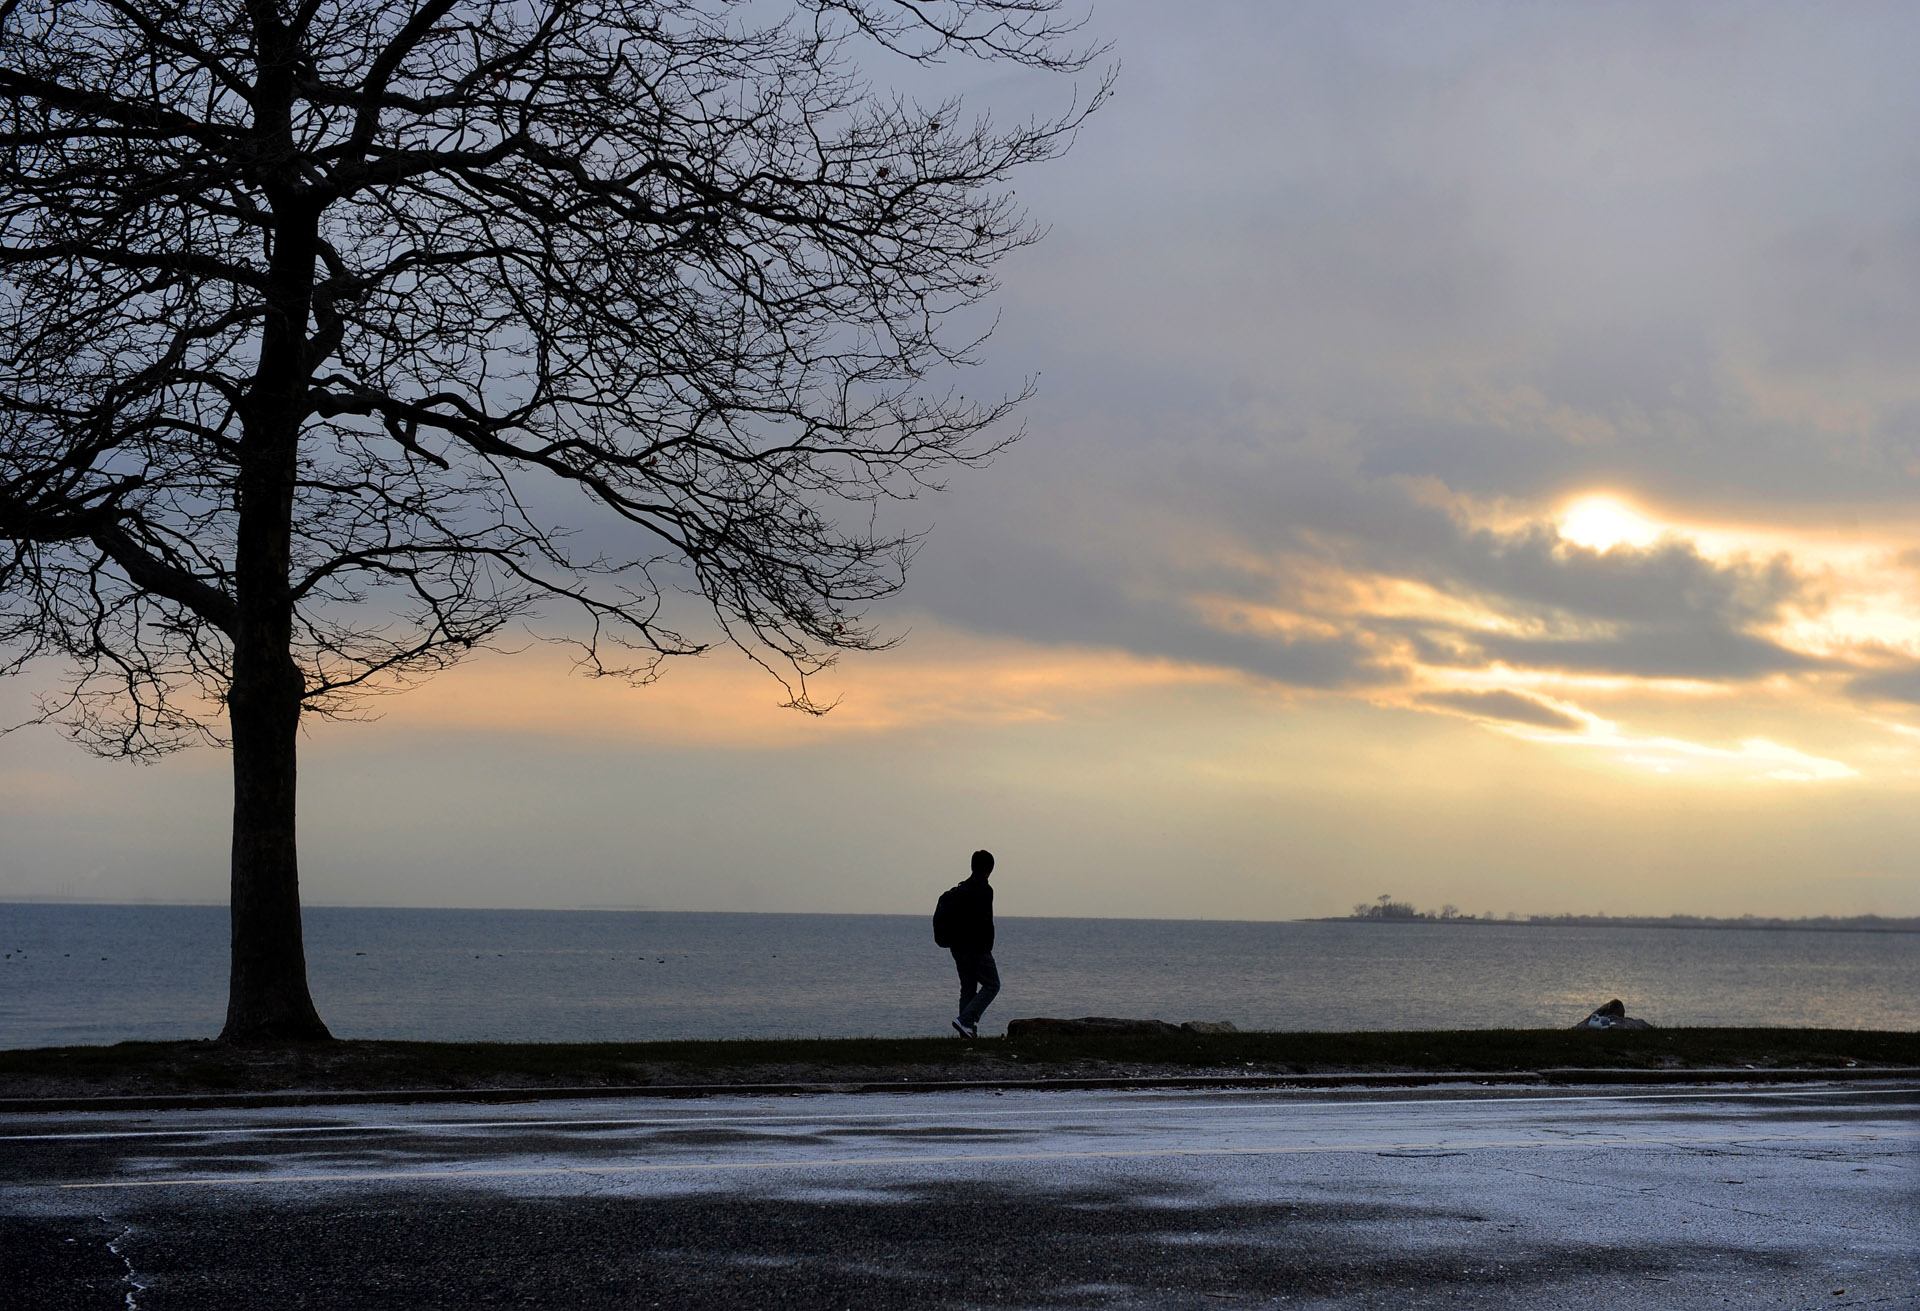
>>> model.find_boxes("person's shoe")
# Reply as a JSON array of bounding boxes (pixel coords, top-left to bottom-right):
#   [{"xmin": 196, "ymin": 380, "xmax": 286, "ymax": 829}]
[{"xmin": 952, "ymin": 1018, "xmax": 977, "ymax": 1040}]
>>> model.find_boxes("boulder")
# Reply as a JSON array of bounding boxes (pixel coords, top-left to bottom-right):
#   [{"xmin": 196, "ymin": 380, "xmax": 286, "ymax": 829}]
[
  {"xmin": 1004, "ymin": 1017, "xmax": 1182, "ymax": 1038},
  {"xmin": 1573, "ymin": 998, "xmax": 1654, "ymax": 1030},
  {"xmin": 1180, "ymin": 1021, "xmax": 1239, "ymax": 1034}
]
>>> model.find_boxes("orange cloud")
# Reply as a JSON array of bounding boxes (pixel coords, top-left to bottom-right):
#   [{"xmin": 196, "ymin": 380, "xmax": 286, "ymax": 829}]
[{"xmin": 358, "ymin": 629, "xmax": 1236, "ymax": 747}]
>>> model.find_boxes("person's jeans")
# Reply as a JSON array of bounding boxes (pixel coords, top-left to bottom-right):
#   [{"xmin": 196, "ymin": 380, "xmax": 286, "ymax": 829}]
[{"xmin": 953, "ymin": 950, "xmax": 1000, "ymax": 1027}]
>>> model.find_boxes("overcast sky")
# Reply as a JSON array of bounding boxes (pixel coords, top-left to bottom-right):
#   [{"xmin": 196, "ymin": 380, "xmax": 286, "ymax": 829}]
[{"xmin": 4, "ymin": 1, "xmax": 1918, "ymax": 919}]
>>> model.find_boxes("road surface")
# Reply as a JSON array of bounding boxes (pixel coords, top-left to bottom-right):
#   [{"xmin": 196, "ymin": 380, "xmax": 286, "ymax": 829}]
[{"xmin": 3, "ymin": 1082, "xmax": 1914, "ymax": 1308}]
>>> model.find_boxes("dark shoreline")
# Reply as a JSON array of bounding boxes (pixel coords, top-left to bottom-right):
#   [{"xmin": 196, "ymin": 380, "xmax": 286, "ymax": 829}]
[{"xmin": 3, "ymin": 1027, "xmax": 1914, "ymax": 1103}]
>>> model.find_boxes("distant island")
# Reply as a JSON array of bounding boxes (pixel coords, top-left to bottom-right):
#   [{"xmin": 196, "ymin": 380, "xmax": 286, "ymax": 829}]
[{"xmin": 1315, "ymin": 898, "xmax": 1920, "ymax": 934}]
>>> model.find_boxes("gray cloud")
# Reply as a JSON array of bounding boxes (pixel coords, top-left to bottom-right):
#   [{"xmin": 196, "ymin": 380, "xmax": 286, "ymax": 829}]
[
  {"xmin": 1749, "ymin": 219, "xmax": 1920, "ymax": 378},
  {"xmin": 1447, "ymin": 531, "xmax": 1803, "ymax": 629},
  {"xmin": 1849, "ymin": 664, "xmax": 1920, "ymax": 706},
  {"xmin": 911, "ymin": 534, "xmax": 1402, "ymax": 689},
  {"xmin": 962, "ymin": 0, "xmax": 1920, "ymax": 510},
  {"xmin": 1476, "ymin": 629, "xmax": 1819, "ymax": 681},
  {"xmin": 906, "ymin": 436, "xmax": 1825, "ymax": 690},
  {"xmin": 1415, "ymin": 689, "xmax": 1584, "ymax": 732}
]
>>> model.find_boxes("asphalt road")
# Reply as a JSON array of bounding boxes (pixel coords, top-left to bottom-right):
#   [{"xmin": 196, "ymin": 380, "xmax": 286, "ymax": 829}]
[{"xmin": 2, "ymin": 1082, "xmax": 1914, "ymax": 1309}]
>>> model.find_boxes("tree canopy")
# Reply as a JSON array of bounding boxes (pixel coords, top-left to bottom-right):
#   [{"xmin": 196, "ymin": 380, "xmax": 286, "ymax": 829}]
[{"xmin": 0, "ymin": 0, "xmax": 1102, "ymax": 742}]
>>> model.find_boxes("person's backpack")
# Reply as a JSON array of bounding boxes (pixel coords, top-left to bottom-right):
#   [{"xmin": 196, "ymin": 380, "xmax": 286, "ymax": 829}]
[{"xmin": 932, "ymin": 883, "xmax": 968, "ymax": 948}]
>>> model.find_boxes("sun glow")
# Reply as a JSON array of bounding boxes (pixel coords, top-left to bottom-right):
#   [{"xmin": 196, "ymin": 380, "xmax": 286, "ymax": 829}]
[{"xmin": 1558, "ymin": 495, "xmax": 1661, "ymax": 552}]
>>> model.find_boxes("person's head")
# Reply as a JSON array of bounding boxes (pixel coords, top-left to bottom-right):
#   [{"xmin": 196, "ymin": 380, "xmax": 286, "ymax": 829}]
[{"xmin": 970, "ymin": 849, "xmax": 995, "ymax": 880}]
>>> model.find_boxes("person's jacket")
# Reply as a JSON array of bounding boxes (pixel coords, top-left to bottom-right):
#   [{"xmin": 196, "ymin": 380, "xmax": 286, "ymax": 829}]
[{"xmin": 947, "ymin": 878, "xmax": 994, "ymax": 953}]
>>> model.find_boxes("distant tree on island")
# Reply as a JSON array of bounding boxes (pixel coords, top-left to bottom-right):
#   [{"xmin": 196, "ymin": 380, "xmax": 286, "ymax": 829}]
[
  {"xmin": 0, "ymin": 0, "xmax": 1104, "ymax": 1041},
  {"xmin": 1350, "ymin": 894, "xmax": 1423, "ymax": 920}
]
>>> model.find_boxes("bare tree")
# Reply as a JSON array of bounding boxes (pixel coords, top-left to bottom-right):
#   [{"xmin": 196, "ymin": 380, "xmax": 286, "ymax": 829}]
[{"xmin": 0, "ymin": 0, "xmax": 1104, "ymax": 1040}]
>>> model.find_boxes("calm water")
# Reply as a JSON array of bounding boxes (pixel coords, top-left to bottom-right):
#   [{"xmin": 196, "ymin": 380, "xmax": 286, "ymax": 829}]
[{"xmin": 1, "ymin": 903, "xmax": 1914, "ymax": 1048}]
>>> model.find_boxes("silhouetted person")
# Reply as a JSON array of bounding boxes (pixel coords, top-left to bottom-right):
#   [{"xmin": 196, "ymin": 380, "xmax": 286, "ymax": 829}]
[{"xmin": 933, "ymin": 849, "xmax": 999, "ymax": 1039}]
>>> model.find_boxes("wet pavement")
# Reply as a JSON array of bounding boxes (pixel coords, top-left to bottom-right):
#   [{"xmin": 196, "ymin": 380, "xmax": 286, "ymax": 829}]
[{"xmin": 3, "ymin": 1082, "xmax": 1914, "ymax": 1308}]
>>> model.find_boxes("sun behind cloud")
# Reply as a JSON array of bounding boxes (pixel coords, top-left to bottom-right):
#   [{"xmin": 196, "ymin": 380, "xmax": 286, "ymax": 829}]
[{"xmin": 1558, "ymin": 495, "xmax": 1661, "ymax": 552}]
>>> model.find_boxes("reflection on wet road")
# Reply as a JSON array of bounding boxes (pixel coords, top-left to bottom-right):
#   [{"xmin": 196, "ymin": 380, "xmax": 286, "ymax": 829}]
[{"xmin": 5, "ymin": 1083, "xmax": 1915, "ymax": 1308}]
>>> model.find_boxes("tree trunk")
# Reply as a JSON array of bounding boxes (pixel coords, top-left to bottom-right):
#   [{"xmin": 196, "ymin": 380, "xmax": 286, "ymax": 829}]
[
  {"xmin": 220, "ymin": 445, "xmax": 329, "ymax": 1040},
  {"xmin": 221, "ymin": 645, "xmax": 330, "ymax": 1042},
  {"xmin": 219, "ymin": 152, "xmax": 330, "ymax": 1039}
]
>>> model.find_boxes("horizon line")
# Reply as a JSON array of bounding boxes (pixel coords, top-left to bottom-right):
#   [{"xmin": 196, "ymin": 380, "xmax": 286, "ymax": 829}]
[{"xmin": 2, "ymin": 898, "xmax": 1913, "ymax": 927}]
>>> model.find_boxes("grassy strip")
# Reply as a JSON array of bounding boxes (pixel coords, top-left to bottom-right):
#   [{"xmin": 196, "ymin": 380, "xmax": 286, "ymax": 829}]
[{"xmin": 1, "ymin": 1028, "xmax": 1914, "ymax": 1099}]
